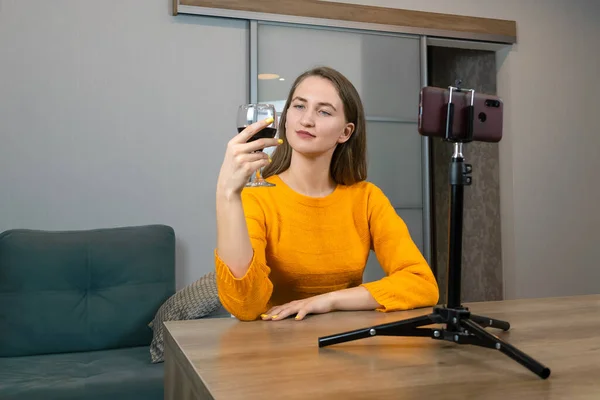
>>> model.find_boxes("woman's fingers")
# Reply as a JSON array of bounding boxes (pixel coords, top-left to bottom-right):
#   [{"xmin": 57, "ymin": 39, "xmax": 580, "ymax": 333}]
[
  {"xmin": 226, "ymin": 153, "xmax": 270, "ymax": 179},
  {"xmin": 243, "ymin": 137, "xmax": 282, "ymax": 153},
  {"xmin": 217, "ymin": 116, "xmax": 279, "ymax": 196},
  {"xmin": 230, "ymin": 117, "xmax": 281, "ymax": 152},
  {"xmin": 246, "ymin": 159, "xmax": 271, "ymax": 175},
  {"xmin": 270, "ymin": 305, "xmax": 299, "ymax": 321},
  {"xmin": 232, "ymin": 152, "xmax": 269, "ymax": 167},
  {"xmin": 294, "ymin": 308, "xmax": 309, "ymax": 321},
  {"xmin": 261, "ymin": 306, "xmax": 282, "ymax": 320},
  {"xmin": 233, "ymin": 117, "xmax": 274, "ymax": 144},
  {"xmin": 262, "ymin": 303, "xmax": 299, "ymax": 321}
]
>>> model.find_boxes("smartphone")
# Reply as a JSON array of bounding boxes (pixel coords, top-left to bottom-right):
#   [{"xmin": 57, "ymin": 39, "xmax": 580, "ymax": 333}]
[{"xmin": 418, "ymin": 86, "xmax": 503, "ymax": 143}]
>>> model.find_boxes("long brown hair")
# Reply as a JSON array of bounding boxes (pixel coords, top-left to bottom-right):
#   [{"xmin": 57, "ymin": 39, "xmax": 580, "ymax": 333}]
[{"xmin": 262, "ymin": 66, "xmax": 367, "ymax": 185}]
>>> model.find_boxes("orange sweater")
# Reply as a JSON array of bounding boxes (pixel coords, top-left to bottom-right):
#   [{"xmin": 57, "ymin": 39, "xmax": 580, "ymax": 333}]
[{"xmin": 215, "ymin": 174, "xmax": 439, "ymax": 321}]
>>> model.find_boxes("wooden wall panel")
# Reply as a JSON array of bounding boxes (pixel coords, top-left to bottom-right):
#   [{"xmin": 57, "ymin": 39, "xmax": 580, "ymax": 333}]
[{"xmin": 174, "ymin": 0, "xmax": 517, "ymax": 44}]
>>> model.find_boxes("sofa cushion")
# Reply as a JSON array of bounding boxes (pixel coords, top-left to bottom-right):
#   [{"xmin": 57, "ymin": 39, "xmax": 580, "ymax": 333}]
[
  {"xmin": 148, "ymin": 271, "xmax": 220, "ymax": 363},
  {"xmin": 0, "ymin": 346, "xmax": 163, "ymax": 400},
  {"xmin": 0, "ymin": 225, "xmax": 176, "ymax": 357}
]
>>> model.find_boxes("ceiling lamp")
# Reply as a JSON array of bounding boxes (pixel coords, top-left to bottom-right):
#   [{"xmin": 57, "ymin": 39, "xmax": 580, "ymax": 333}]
[{"xmin": 258, "ymin": 73, "xmax": 280, "ymax": 80}]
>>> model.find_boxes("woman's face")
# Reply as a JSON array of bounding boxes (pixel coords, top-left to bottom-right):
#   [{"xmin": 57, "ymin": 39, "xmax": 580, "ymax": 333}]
[{"xmin": 284, "ymin": 76, "xmax": 354, "ymax": 158}]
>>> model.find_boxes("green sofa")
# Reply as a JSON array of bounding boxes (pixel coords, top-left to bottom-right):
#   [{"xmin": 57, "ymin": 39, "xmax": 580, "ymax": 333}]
[{"xmin": 0, "ymin": 225, "xmax": 176, "ymax": 400}]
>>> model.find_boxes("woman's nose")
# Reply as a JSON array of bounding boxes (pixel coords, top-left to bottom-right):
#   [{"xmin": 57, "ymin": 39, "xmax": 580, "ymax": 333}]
[{"xmin": 300, "ymin": 110, "xmax": 315, "ymax": 127}]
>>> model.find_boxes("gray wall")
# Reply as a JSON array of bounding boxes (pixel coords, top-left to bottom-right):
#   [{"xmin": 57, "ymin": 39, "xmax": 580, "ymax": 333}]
[
  {"xmin": 2, "ymin": 0, "xmax": 600, "ymax": 299},
  {"xmin": 0, "ymin": 0, "xmax": 248, "ymax": 289}
]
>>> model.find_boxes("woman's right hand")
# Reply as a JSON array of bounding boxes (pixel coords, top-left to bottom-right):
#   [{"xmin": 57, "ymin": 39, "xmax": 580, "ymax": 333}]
[{"xmin": 216, "ymin": 117, "xmax": 282, "ymax": 198}]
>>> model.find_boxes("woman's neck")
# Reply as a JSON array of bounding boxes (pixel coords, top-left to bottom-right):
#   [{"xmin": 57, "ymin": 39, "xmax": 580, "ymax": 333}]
[{"xmin": 279, "ymin": 152, "xmax": 336, "ymax": 198}]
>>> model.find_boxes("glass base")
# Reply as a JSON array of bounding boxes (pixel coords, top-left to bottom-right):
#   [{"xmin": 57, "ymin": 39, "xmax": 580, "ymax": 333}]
[
  {"xmin": 245, "ymin": 179, "xmax": 275, "ymax": 187},
  {"xmin": 246, "ymin": 168, "xmax": 275, "ymax": 187}
]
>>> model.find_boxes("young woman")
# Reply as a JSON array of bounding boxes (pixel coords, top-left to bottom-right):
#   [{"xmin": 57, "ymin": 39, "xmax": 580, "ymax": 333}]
[{"xmin": 215, "ymin": 66, "xmax": 439, "ymax": 321}]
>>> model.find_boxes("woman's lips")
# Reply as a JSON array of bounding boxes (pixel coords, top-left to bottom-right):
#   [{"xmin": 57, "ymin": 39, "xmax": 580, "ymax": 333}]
[{"xmin": 296, "ymin": 130, "xmax": 315, "ymax": 139}]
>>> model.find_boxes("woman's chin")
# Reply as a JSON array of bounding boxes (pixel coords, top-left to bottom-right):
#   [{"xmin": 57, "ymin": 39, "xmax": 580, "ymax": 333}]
[{"xmin": 289, "ymin": 143, "xmax": 336, "ymax": 159}]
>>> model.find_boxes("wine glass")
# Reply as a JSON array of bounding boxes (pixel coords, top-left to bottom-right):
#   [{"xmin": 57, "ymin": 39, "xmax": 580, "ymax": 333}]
[{"xmin": 237, "ymin": 103, "xmax": 278, "ymax": 187}]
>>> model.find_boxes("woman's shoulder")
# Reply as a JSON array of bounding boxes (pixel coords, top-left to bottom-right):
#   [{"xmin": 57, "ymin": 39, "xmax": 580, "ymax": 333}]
[
  {"xmin": 341, "ymin": 180, "xmax": 395, "ymax": 213},
  {"xmin": 343, "ymin": 179, "xmax": 386, "ymax": 198}
]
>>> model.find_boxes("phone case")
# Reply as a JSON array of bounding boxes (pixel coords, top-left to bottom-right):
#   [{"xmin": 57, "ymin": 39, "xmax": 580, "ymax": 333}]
[{"xmin": 418, "ymin": 86, "xmax": 503, "ymax": 143}]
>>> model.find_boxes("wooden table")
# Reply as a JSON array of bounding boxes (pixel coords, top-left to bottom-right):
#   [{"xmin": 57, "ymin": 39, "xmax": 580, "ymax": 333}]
[{"xmin": 164, "ymin": 294, "xmax": 600, "ymax": 399}]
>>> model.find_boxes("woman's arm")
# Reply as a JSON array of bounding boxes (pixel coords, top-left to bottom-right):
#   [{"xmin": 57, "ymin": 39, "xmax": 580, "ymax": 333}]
[
  {"xmin": 330, "ymin": 286, "xmax": 381, "ymax": 311},
  {"xmin": 215, "ymin": 117, "xmax": 278, "ymax": 277},
  {"xmin": 261, "ymin": 285, "xmax": 379, "ymax": 321},
  {"xmin": 214, "ymin": 118, "xmax": 281, "ymax": 321},
  {"xmin": 360, "ymin": 184, "xmax": 439, "ymax": 311},
  {"xmin": 215, "ymin": 190, "xmax": 274, "ymax": 321},
  {"xmin": 215, "ymin": 191, "xmax": 254, "ymax": 278}
]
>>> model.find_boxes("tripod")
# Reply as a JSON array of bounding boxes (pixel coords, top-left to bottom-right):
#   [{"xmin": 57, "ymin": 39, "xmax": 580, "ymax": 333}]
[{"xmin": 317, "ymin": 84, "xmax": 551, "ymax": 380}]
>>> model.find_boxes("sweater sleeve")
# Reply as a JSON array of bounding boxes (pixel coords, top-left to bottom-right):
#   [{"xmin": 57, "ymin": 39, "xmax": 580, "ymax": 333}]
[
  {"xmin": 360, "ymin": 184, "xmax": 439, "ymax": 312},
  {"xmin": 215, "ymin": 191, "xmax": 273, "ymax": 321}
]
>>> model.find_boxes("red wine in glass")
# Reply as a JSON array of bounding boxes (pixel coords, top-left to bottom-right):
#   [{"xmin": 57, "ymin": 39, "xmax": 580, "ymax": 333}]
[
  {"xmin": 237, "ymin": 127, "xmax": 277, "ymax": 141},
  {"xmin": 236, "ymin": 104, "xmax": 277, "ymax": 187}
]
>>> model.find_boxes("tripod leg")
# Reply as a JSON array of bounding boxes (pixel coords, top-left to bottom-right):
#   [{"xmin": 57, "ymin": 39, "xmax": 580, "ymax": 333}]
[
  {"xmin": 470, "ymin": 313, "xmax": 510, "ymax": 331},
  {"xmin": 461, "ymin": 319, "xmax": 551, "ymax": 379},
  {"xmin": 318, "ymin": 314, "xmax": 442, "ymax": 348}
]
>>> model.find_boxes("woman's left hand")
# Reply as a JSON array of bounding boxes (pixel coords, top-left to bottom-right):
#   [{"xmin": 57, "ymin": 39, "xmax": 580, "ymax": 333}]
[{"xmin": 261, "ymin": 293, "xmax": 337, "ymax": 321}]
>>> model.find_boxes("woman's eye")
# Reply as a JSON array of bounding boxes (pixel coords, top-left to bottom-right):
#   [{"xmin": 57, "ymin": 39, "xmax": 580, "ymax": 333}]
[
  {"xmin": 293, "ymin": 104, "xmax": 304, "ymax": 110},
  {"xmin": 320, "ymin": 110, "xmax": 331, "ymax": 116}
]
